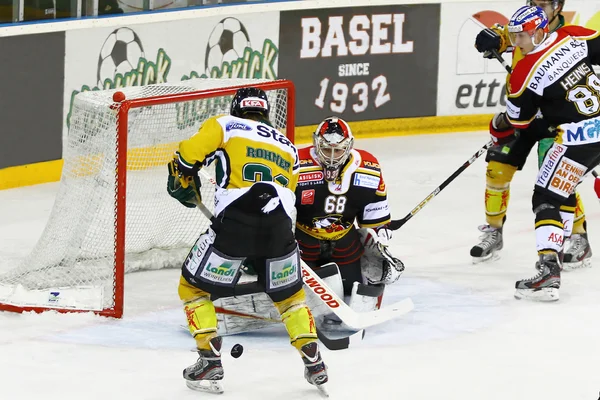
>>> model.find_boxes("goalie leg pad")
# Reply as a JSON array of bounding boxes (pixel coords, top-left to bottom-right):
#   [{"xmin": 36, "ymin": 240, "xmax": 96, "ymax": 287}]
[
  {"xmin": 348, "ymin": 281, "xmax": 385, "ymax": 313},
  {"xmin": 213, "ymin": 293, "xmax": 280, "ymax": 336}
]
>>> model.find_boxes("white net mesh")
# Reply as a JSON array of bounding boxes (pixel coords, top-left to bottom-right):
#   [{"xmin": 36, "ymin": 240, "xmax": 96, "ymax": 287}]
[{"xmin": 0, "ymin": 79, "xmax": 292, "ymax": 314}]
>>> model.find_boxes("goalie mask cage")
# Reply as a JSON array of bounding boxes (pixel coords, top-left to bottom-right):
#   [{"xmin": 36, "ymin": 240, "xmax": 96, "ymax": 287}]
[{"xmin": 0, "ymin": 79, "xmax": 295, "ymax": 318}]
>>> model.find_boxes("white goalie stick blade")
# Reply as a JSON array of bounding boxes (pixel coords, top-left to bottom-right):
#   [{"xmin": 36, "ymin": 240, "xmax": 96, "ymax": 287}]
[
  {"xmin": 301, "ymin": 260, "xmax": 414, "ymax": 331},
  {"xmin": 185, "ymin": 380, "xmax": 224, "ymax": 394}
]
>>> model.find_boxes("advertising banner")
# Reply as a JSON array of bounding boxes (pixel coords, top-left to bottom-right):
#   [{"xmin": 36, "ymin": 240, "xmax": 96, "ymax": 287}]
[
  {"xmin": 278, "ymin": 4, "xmax": 440, "ymax": 126},
  {"xmin": 63, "ymin": 12, "xmax": 280, "ymax": 139},
  {"xmin": 0, "ymin": 32, "xmax": 64, "ymax": 169},
  {"xmin": 437, "ymin": 0, "xmax": 600, "ymax": 117}
]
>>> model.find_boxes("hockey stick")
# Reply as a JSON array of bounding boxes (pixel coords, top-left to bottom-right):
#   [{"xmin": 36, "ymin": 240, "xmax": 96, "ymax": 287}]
[
  {"xmin": 215, "ymin": 305, "xmax": 365, "ymax": 350},
  {"xmin": 389, "ymin": 140, "xmax": 493, "ymax": 231},
  {"xmin": 300, "ymin": 260, "xmax": 414, "ymax": 330},
  {"xmin": 490, "ymin": 49, "xmax": 512, "ymax": 73},
  {"xmin": 192, "ymin": 168, "xmax": 386, "ymax": 348}
]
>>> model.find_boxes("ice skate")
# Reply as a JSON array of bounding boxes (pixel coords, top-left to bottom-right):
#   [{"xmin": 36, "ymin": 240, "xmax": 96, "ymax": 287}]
[
  {"xmin": 514, "ymin": 252, "xmax": 561, "ymax": 301},
  {"xmin": 300, "ymin": 342, "xmax": 329, "ymax": 397},
  {"xmin": 183, "ymin": 336, "xmax": 224, "ymax": 394},
  {"xmin": 563, "ymin": 233, "xmax": 592, "ymax": 271},
  {"xmin": 470, "ymin": 225, "xmax": 503, "ymax": 263}
]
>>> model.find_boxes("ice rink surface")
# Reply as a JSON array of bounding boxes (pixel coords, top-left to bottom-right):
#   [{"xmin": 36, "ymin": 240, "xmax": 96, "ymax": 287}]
[{"xmin": 2, "ymin": 131, "xmax": 600, "ymax": 400}]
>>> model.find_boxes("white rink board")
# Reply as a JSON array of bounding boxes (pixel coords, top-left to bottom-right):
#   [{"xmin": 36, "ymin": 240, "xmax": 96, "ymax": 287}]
[{"xmin": 63, "ymin": 13, "xmax": 280, "ymax": 142}]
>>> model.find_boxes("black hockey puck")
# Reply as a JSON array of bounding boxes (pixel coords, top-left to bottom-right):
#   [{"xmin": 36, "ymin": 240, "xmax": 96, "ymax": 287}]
[{"xmin": 230, "ymin": 343, "xmax": 244, "ymax": 358}]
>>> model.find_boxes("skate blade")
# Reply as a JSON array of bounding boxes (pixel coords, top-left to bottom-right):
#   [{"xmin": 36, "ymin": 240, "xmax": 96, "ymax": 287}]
[
  {"xmin": 563, "ymin": 257, "xmax": 592, "ymax": 272},
  {"xmin": 514, "ymin": 287, "xmax": 559, "ymax": 302},
  {"xmin": 185, "ymin": 379, "xmax": 224, "ymax": 394},
  {"xmin": 472, "ymin": 251, "xmax": 500, "ymax": 264},
  {"xmin": 315, "ymin": 383, "xmax": 329, "ymax": 398}
]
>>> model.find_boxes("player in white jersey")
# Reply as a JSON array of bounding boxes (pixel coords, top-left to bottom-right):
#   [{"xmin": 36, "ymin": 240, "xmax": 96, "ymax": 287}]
[{"xmin": 168, "ymin": 87, "xmax": 327, "ymax": 393}]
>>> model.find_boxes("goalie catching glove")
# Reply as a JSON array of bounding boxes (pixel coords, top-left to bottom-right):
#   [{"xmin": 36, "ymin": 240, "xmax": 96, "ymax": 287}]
[
  {"xmin": 358, "ymin": 227, "xmax": 404, "ymax": 285},
  {"xmin": 167, "ymin": 153, "xmax": 202, "ymax": 208}
]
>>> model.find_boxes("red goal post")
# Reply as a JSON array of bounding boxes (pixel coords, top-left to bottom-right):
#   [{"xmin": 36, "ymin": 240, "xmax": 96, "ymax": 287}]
[{"xmin": 0, "ymin": 79, "xmax": 296, "ymax": 319}]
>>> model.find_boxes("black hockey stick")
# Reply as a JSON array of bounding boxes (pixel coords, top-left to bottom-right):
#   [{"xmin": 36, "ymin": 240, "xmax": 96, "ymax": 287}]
[
  {"xmin": 490, "ymin": 49, "xmax": 512, "ymax": 73},
  {"xmin": 389, "ymin": 140, "xmax": 493, "ymax": 231}
]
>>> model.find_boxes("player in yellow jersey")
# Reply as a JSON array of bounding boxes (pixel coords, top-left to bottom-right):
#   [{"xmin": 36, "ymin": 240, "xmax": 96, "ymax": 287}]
[
  {"xmin": 167, "ymin": 87, "xmax": 327, "ymax": 394},
  {"xmin": 472, "ymin": 0, "xmax": 592, "ymax": 270}
]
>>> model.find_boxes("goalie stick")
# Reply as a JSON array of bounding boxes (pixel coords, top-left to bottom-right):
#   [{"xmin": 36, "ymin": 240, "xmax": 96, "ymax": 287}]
[
  {"xmin": 389, "ymin": 140, "xmax": 493, "ymax": 231},
  {"xmin": 214, "ymin": 305, "xmax": 365, "ymax": 351},
  {"xmin": 193, "ymin": 169, "xmax": 414, "ymax": 326}
]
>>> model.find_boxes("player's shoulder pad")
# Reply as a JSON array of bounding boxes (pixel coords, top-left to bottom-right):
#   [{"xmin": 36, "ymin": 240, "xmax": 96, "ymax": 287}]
[
  {"xmin": 298, "ymin": 146, "xmax": 319, "ymax": 169},
  {"xmin": 356, "ymin": 149, "xmax": 382, "ymax": 173},
  {"xmin": 559, "ymin": 25, "xmax": 600, "ymax": 40},
  {"xmin": 508, "ymin": 31, "xmax": 566, "ymax": 96}
]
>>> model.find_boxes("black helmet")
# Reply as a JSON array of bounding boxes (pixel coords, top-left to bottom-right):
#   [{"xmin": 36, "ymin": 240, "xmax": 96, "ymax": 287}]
[{"xmin": 230, "ymin": 87, "xmax": 270, "ymax": 119}]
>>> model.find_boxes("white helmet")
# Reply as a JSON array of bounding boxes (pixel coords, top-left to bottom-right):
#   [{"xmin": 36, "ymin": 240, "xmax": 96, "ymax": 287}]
[{"xmin": 313, "ymin": 117, "xmax": 354, "ymax": 181}]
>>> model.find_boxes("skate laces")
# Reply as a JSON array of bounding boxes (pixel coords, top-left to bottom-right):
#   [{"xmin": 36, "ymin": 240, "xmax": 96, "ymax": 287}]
[
  {"xmin": 568, "ymin": 234, "xmax": 588, "ymax": 254},
  {"xmin": 477, "ymin": 225, "xmax": 500, "ymax": 247}
]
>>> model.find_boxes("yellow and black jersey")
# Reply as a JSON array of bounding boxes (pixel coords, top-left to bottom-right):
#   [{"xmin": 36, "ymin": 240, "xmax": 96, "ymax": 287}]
[
  {"xmin": 177, "ymin": 115, "xmax": 299, "ymax": 217},
  {"xmin": 506, "ymin": 26, "xmax": 600, "ymax": 134},
  {"xmin": 295, "ymin": 147, "xmax": 391, "ymax": 241}
]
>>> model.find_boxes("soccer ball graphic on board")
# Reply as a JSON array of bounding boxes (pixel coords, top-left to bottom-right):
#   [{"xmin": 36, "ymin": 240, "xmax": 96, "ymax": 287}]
[
  {"xmin": 97, "ymin": 27, "xmax": 145, "ymax": 88},
  {"xmin": 204, "ymin": 17, "xmax": 251, "ymax": 76}
]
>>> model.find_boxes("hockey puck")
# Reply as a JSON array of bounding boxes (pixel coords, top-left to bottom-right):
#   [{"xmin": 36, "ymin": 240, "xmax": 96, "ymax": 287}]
[{"xmin": 230, "ymin": 343, "xmax": 244, "ymax": 358}]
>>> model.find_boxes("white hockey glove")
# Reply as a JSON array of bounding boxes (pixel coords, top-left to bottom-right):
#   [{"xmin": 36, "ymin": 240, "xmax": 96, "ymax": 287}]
[{"xmin": 358, "ymin": 228, "xmax": 404, "ymax": 285}]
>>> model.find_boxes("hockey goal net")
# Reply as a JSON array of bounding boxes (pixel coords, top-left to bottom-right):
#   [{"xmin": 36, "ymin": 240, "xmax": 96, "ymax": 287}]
[{"xmin": 0, "ymin": 79, "xmax": 295, "ymax": 318}]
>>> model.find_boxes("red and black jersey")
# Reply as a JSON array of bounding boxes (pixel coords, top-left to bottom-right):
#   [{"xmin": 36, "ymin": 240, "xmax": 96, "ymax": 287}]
[
  {"xmin": 506, "ymin": 26, "xmax": 600, "ymax": 145},
  {"xmin": 295, "ymin": 146, "xmax": 391, "ymax": 241}
]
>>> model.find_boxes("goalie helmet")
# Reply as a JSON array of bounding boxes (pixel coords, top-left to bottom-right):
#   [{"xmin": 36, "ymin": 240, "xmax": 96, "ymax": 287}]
[
  {"xmin": 230, "ymin": 87, "xmax": 270, "ymax": 120},
  {"xmin": 313, "ymin": 117, "xmax": 354, "ymax": 182},
  {"xmin": 508, "ymin": 6, "xmax": 549, "ymax": 47}
]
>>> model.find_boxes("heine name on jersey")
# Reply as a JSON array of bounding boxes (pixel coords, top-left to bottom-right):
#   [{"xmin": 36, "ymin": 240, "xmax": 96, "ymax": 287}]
[
  {"xmin": 528, "ymin": 40, "xmax": 587, "ymax": 92},
  {"xmin": 246, "ymin": 146, "xmax": 291, "ymax": 171},
  {"xmin": 300, "ymin": 14, "xmax": 414, "ymax": 58},
  {"xmin": 560, "ymin": 63, "xmax": 592, "ymax": 91}
]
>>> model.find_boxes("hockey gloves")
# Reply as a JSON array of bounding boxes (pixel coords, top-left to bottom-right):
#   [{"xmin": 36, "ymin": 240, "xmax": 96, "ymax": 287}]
[
  {"xmin": 489, "ymin": 112, "xmax": 516, "ymax": 146},
  {"xmin": 475, "ymin": 25, "xmax": 509, "ymax": 59},
  {"xmin": 167, "ymin": 157, "xmax": 202, "ymax": 209}
]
